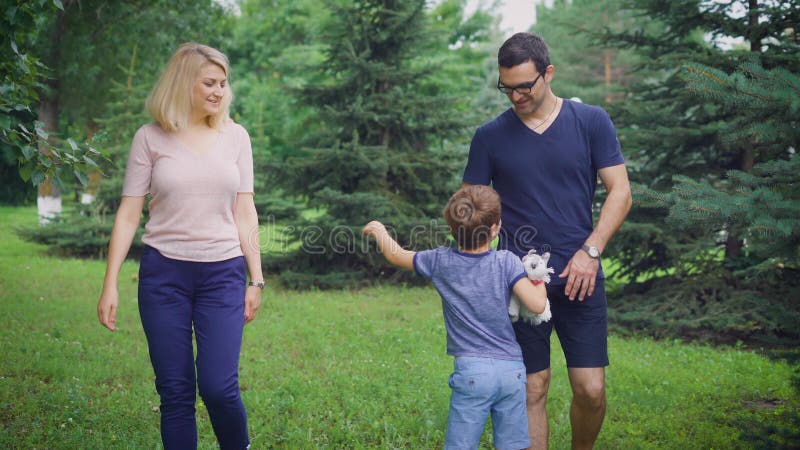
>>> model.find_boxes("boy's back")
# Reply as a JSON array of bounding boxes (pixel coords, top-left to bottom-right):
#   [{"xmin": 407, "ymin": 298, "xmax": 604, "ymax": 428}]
[
  {"xmin": 361, "ymin": 184, "xmax": 547, "ymax": 450},
  {"xmin": 413, "ymin": 247, "xmax": 527, "ymax": 360}
]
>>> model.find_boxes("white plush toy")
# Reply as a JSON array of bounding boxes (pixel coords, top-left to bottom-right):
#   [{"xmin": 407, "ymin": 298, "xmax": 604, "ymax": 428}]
[{"xmin": 509, "ymin": 249, "xmax": 554, "ymax": 325}]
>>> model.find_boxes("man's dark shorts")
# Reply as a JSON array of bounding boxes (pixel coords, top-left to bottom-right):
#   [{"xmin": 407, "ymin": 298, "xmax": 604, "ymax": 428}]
[{"xmin": 513, "ymin": 279, "xmax": 609, "ymax": 373}]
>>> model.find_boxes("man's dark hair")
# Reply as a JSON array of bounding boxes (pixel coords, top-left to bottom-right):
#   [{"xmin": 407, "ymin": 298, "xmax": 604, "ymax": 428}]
[
  {"xmin": 443, "ymin": 185, "xmax": 501, "ymax": 250},
  {"xmin": 498, "ymin": 32, "xmax": 551, "ymax": 74}
]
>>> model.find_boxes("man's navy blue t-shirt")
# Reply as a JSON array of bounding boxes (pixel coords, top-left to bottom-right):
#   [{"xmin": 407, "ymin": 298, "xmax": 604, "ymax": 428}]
[{"xmin": 463, "ymin": 99, "xmax": 624, "ymax": 284}]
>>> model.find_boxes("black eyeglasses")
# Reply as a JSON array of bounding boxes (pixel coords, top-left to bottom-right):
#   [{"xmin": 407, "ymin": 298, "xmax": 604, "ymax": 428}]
[{"xmin": 497, "ymin": 73, "xmax": 544, "ymax": 95}]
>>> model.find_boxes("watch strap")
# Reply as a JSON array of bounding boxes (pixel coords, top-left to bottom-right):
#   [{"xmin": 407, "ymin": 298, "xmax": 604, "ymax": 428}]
[{"xmin": 581, "ymin": 244, "xmax": 601, "ymax": 259}]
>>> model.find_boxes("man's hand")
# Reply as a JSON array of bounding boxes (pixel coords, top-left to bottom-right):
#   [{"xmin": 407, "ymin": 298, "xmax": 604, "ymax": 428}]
[{"xmin": 559, "ymin": 249, "xmax": 599, "ymax": 301}]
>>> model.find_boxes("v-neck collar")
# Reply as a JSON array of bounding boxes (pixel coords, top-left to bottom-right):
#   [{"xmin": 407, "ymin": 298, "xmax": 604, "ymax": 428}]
[
  {"xmin": 166, "ymin": 127, "xmax": 223, "ymax": 157},
  {"xmin": 508, "ymin": 98, "xmax": 565, "ymax": 137}
]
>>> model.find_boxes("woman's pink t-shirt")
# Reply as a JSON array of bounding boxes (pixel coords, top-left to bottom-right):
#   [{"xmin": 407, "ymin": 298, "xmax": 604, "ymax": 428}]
[{"xmin": 122, "ymin": 121, "xmax": 254, "ymax": 262}]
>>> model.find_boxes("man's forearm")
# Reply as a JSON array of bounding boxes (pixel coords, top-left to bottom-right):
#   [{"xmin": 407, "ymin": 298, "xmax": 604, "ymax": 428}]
[{"xmin": 586, "ymin": 184, "xmax": 632, "ymax": 253}]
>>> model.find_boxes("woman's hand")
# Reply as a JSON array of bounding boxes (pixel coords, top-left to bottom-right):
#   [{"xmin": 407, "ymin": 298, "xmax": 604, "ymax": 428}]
[
  {"xmin": 97, "ymin": 196, "xmax": 145, "ymax": 332},
  {"xmin": 244, "ymin": 286, "xmax": 261, "ymax": 324},
  {"xmin": 97, "ymin": 287, "xmax": 119, "ymax": 331}
]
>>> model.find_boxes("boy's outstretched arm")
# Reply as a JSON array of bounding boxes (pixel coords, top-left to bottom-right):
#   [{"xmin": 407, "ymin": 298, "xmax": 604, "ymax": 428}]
[
  {"xmin": 361, "ymin": 221, "xmax": 416, "ymax": 271},
  {"xmin": 512, "ymin": 278, "xmax": 548, "ymax": 314}
]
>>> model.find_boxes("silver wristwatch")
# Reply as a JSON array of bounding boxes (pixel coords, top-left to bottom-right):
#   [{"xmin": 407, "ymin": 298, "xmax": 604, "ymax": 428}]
[{"xmin": 581, "ymin": 244, "xmax": 601, "ymax": 259}]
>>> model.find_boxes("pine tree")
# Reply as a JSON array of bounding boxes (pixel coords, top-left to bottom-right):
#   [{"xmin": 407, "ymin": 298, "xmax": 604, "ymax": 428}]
[
  {"xmin": 605, "ymin": 0, "xmax": 800, "ymax": 279},
  {"xmin": 270, "ymin": 0, "xmax": 474, "ymax": 288},
  {"xmin": 226, "ymin": 0, "xmax": 327, "ymax": 224},
  {"xmin": 532, "ymin": 0, "xmax": 649, "ymax": 106},
  {"xmin": 665, "ymin": 58, "xmax": 800, "ymax": 273},
  {"xmin": 604, "ymin": 0, "xmax": 800, "ymax": 344}
]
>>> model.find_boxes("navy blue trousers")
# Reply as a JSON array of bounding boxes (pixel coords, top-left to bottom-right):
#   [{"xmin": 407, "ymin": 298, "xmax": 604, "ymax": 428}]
[{"xmin": 138, "ymin": 246, "xmax": 249, "ymax": 450}]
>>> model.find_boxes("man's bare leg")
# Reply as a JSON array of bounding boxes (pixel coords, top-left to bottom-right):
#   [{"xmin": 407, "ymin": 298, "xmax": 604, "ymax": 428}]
[
  {"xmin": 525, "ymin": 368, "xmax": 551, "ymax": 450},
  {"xmin": 567, "ymin": 367, "xmax": 606, "ymax": 450}
]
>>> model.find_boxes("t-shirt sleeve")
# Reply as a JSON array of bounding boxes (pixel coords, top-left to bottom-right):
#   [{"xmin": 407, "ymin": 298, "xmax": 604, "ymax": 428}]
[
  {"xmin": 505, "ymin": 251, "xmax": 527, "ymax": 288},
  {"xmin": 413, "ymin": 249, "xmax": 437, "ymax": 279},
  {"xmin": 121, "ymin": 126, "xmax": 152, "ymax": 197},
  {"xmin": 462, "ymin": 128, "xmax": 492, "ymax": 185},
  {"xmin": 237, "ymin": 125, "xmax": 255, "ymax": 194},
  {"xmin": 590, "ymin": 107, "xmax": 625, "ymax": 170}
]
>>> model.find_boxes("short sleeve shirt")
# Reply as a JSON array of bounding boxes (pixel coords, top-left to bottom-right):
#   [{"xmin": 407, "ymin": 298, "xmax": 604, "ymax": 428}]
[
  {"xmin": 414, "ymin": 247, "xmax": 527, "ymax": 360},
  {"xmin": 463, "ymin": 100, "xmax": 624, "ymax": 283},
  {"xmin": 122, "ymin": 121, "xmax": 254, "ymax": 262}
]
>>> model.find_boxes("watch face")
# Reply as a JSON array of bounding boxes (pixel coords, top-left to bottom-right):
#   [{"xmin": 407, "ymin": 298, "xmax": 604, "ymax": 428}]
[{"xmin": 583, "ymin": 245, "xmax": 600, "ymax": 258}]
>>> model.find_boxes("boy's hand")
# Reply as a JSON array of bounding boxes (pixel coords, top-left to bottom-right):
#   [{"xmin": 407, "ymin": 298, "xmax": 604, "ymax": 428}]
[
  {"xmin": 361, "ymin": 220, "xmax": 416, "ymax": 271},
  {"xmin": 361, "ymin": 220, "xmax": 386, "ymax": 238}
]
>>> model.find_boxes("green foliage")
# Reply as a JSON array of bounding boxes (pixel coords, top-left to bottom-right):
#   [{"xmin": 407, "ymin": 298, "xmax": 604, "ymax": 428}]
[
  {"xmin": 31, "ymin": 0, "xmax": 234, "ymax": 131},
  {"xmin": 615, "ymin": 158, "xmax": 800, "ymax": 345},
  {"xmin": 533, "ymin": 0, "xmax": 648, "ymax": 105},
  {"xmin": 18, "ymin": 44, "xmax": 150, "ymax": 255},
  {"xmin": 650, "ymin": 60, "xmax": 800, "ymax": 278},
  {"xmin": 270, "ymin": 0, "xmax": 483, "ymax": 288},
  {"xmin": 599, "ymin": 0, "xmax": 800, "ymax": 344},
  {"xmin": 14, "ymin": 127, "xmax": 107, "ymax": 188},
  {"xmin": 1, "ymin": 206, "xmax": 797, "ymax": 448},
  {"xmin": 682, "ymin": 57, "xmax": 800, "ymax": 152},
  {"xmin": 600, "ymin": 0, "xmax": 798, "ymax": 198},
  {"xmin": 662, "ymin": 159, "xmax": 800, "ymax": 272},
  {"xmin": 16, "ymin": 212, "xmax": 144, "ymax": 258},
  {"xmin": 428, "ymin": 0, "xmax": 501, "ymax": 119},
  {"xmin": 17, "ymin": 2, "xmax": 234, "ymax": 252},
  {"xmin": 1, "ymin": 0, "xmax": 107, "ymax": 190},
  {"xmin": 612, "ymin": 272, "xmax": 800, "ymax": 346},
  {"xmin": 0, "ymin": 145, "xmax": 35, "ymax": 204},
  {"xmin": 226, "ymin": 0, "xmax": 328, "ymax": 224}
]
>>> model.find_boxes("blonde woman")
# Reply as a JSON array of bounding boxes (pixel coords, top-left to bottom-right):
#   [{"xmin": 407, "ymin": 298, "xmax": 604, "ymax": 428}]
[{"xmin": 97, "ymin": 43, "xmax": 262, "ymax": 449}]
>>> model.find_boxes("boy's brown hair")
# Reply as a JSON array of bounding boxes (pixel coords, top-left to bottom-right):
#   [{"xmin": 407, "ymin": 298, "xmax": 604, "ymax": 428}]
[{"xmin": 443, "ymin": 185, "xmax": 501, "ymax": 250}]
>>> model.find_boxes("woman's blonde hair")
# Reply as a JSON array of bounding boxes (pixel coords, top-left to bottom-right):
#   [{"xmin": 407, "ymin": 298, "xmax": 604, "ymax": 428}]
[{"xmin": 146, "ymin": 43, "xmax": 233, "ymax": 131}]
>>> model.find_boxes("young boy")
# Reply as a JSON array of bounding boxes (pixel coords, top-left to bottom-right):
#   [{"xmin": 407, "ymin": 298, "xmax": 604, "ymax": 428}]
[{"xmin": 361, "ymin": 185, "xmax": 547, "ymax": 450}]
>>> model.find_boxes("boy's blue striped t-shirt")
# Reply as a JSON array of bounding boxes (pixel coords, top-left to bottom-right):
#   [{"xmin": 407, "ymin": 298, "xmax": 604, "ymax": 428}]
[{"xmin": 413, "ymin": 247, "xmax": 527, "ymax": 360}]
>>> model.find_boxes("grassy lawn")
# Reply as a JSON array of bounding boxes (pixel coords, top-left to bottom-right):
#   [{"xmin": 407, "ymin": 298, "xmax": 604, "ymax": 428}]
[{"xmin": 0, "ymin": 206, "xmax": 796, "ymax": 449}]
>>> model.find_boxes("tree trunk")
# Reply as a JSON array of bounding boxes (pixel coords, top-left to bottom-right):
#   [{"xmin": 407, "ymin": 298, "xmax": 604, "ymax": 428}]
[
  {"xmin": 37, "ymin": 5, "xmax": 70, "ymax": 224},
  {"xmin": 81, "ymin": 123, "xmax": 101, "ymax": 205},
  {"xmin": 748, "ymin": 0, "xmax": 762, "ymax": 53},
  {"xmin": 604, "ymin": 50, "xmax": 612, "ymax": 104},
  {"xmin": 37, "ymin": 96, "xmax": 61, "ymax": 224},
  {"xmin": 603, "ymin": 10, "xmax": 612, "ymax": 104},
  {"xmin": 725, "ymin": 0, "xmax": 761, "ymax": 259}
]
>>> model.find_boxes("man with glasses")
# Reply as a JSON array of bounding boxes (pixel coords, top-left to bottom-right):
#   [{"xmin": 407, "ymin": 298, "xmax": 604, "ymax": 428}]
[{"xmin": 462, "ymin": 32, "xmax": 632, "ymax": 449}]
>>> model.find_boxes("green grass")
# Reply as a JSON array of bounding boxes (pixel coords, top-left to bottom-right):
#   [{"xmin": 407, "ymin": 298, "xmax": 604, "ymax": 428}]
[{"xmin": 0, "ymin": 206, "xmax": 796, "ymax": 449}]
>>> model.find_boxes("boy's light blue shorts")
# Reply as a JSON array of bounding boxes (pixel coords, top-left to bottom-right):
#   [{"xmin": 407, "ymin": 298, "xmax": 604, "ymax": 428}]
[{"xmin": 445, "ymin": 356, "xmax": 529, "ymax": 450}]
